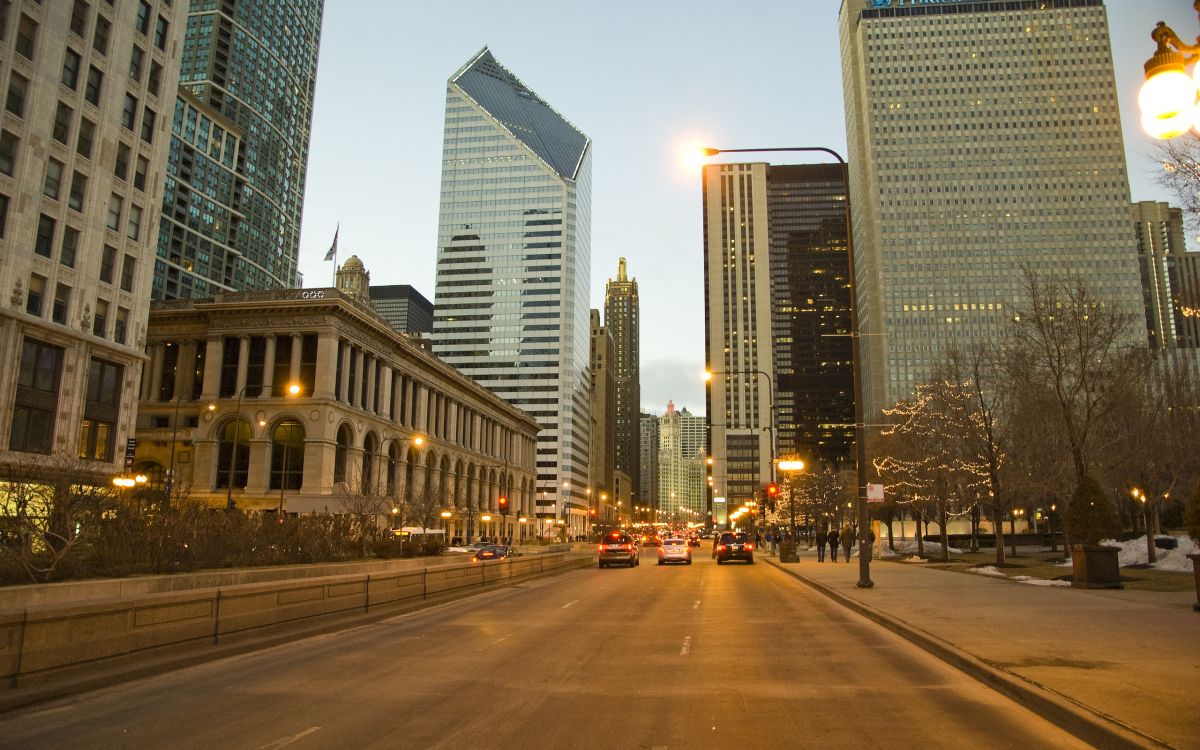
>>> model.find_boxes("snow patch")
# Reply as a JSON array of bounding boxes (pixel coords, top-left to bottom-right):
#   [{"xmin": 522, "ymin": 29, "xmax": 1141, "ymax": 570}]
[
  {"xmin": 968, "ymin": 565, "xmax": 1007, "ymax": 578},
  {"xmin": 1095, "ymin": 535, "xmax": 1197, "ymax": 573},
  {"xmin": 1012, "ymin": 575, "xmax": 1071, "ymax": 587}
]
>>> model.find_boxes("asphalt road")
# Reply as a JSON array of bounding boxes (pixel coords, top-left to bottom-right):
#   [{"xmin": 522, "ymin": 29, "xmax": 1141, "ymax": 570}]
[{"xmin": 0, "ymin": 551, "xmax": 1092, "ymax": 749}]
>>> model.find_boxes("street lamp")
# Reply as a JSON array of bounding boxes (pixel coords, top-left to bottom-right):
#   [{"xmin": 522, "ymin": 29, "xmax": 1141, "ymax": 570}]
[
  {"xmin": 703, "ymin": 145, "xmax": 872, "ymax": 588},
  {"xmin": 276, "ymin": 383, "xmax": 302, "ymax": 517},
  {"xmin": 440, "ymin": 509, "xmax": 452, "ymax": 541},
  {"xmin": 1130, "ymin": 488, "xmax": 1157, "ymax": 564},
  {"xmin": 1137, "ymin": 5, "xmax": 1200, "ymax": 139},
  {"xmin": 777, "ymin": 459, "xmax": 806, "ymax": 561}
]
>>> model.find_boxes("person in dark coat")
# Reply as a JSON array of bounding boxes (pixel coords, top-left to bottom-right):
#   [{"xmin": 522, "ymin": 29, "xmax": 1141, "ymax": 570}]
[
  {"xmin": 815, "ymin": 526, "xmax": 829, "ymax": 562},
  {"xmin": 828, "ymin": 526, "xmax": 841, "ymax": 562},
  {"xmin": 841, "ymin": 525, "xmax": 854, "ymax": 562}
]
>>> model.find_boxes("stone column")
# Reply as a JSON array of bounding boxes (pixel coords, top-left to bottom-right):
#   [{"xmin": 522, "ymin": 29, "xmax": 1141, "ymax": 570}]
[
  {"xmin": 147, "ymin": 343, "xmax": 164, "ymax": 401},
  {"xmin": 244, "ymin": 434, "xmax": 272, "ymax": 494},
  {"xmin": 337, "ymin": 341, "xmax": 351, "ymax": 403},
  {"xmin": 201, "ymin": 336, "xmax": 223, "ymax": 399},
  {"xmin": 314, "ymin": 332, "xmax": 338, "ymax": 399},
  {"xmin": 365, "ymin": 354, "xmax": 377, "ymax": 414},
  {"xmin": 290, "ymin": 333, "xmax": 303, "ymax": 386},
  {"xmin": 354, "ymin": 348, "xmax": 365, "ymax": 409},
  {"xmin": 379, "ymin": 367, "xmax": 393, "ymax": 421},
  {"xmin": 177, "ymin": 340, "xmax": 197, "ymax": 401}
]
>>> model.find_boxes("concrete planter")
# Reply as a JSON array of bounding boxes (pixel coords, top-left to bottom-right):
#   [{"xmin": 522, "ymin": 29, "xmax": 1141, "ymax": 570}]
[
  {"xmin": 1070, "ymin": 544, "xmax": 1122, "ymax": 589},
  {"xmin": 1189, "ymin": 553, "xmax": 1200, "ymax": 612},
  {"xmin": 779, "ymin": 542, "xmax": 799, "ymax": 563}
]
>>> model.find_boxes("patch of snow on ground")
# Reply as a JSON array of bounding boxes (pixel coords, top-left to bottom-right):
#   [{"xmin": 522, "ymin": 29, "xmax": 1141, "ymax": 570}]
[
  {"xmin": 1011, "ymin": 575, "xmax": 1072, "ymax": 587},
  {"xmin": 902, "ymin": 557, "xmax": 927, "ymax": 563},
  {"xmin": 893, "ymin": 540, "xmax": 963, "ymax": 556},
  {"xmin": 968, "ymin": 565, "xmax": 1007, "ymax": 577},
  {"xmin": 1096, "ymin": 535, "xmax": 1197, "ymax": 572}
]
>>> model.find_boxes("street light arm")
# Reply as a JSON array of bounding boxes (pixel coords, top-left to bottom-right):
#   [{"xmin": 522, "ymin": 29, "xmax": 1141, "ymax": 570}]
[{"xmin": 704, "ymin": 146, "xmax": 846, "ymax": 167}]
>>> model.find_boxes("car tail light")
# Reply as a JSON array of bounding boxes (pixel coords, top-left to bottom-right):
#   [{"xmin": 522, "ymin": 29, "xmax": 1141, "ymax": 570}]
[
  {"xmin": 716, "ymin": 544, "xmax": 726, "ymax": 552},
  {"xmin": 745, "ymin": 544, "xmax": 754, "ymax": 551},
  {"xmin": 597, "ymin": 545, "xmax": 604, "ymax": 552}
]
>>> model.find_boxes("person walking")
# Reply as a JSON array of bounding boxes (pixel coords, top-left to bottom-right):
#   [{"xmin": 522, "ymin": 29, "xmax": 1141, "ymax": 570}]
[
  {"xmin": 827, "ymin": 526, "xmax": 840, "ymax": 562},
  {"xmin": 815, "ymin": 525, "xmax": 828, "ymax": 562},
  {"xmin": 841, "ymin": 525, "xmax": 854, "ymax": 562}
]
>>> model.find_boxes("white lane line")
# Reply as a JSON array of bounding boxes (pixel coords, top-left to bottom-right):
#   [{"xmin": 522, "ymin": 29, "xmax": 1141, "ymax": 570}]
[
  {"xmin": 680, "ymin": 635, "xmax": 692, "ymax": 656},
  {"xmin": 562, "ymin": 599, "xmax": 578, "ymax": 609},
  {"xmin": 693, "ymin": 600, "xmax": 701, "ymax": 610},
  {"xmin": 255, "ymin": 727, "xmax": 321, "ymax": 749}
]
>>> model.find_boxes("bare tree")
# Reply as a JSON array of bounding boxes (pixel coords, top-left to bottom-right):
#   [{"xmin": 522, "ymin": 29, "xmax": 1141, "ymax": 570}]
[
  {"xmin": 1152, "ymin": 134, "xmax": 1200, "ymax": 238},
  {"xmin": 333, "ymin": 473, "xmax": 389, "ymax": 558}
]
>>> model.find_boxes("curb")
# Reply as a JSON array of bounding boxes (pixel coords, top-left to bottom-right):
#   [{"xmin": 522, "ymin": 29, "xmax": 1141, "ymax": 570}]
[{"xmin": 764, "ymin": 557, "xmax": 1172, "ymax": 750}]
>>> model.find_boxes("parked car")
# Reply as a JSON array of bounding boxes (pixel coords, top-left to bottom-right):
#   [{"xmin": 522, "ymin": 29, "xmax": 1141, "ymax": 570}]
[
  {"xmin": 472, "ymin": 545, "xmax": 518, "ymax": 561},
  {"xmin": 715, "ymin": 531, "xmax": 754, "ymax": 564},
  {"xmin": 658, "ymin": 538, "xmax": 692, "ymax": 565},
  {"xmin": 598, "ymin": 532, "xmax": 640, "ymax": 568}
]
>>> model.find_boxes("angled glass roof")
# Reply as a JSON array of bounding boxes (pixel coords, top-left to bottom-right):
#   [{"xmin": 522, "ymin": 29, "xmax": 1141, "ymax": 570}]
[{"xmin": 450, "ymin": 48, "xmax": 590, "ymax": 181}]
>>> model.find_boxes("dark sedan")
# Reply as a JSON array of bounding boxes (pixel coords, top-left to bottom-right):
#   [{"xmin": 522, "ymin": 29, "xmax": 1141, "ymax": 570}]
[
  {"xmin": 715, "ymin": 532, "xmax": 754, "ymax": 564},
  {"xmin": 472, "ymin": 545, "xmax": 518, "ymax": 561}
]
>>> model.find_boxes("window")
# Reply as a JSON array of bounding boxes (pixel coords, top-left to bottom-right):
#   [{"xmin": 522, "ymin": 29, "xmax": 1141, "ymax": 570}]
[
  {"xmin": 93, "ymin": 299, "xmax": 109, "ymax": 337},
  {"xmin": 85, "ymin": 66, "xmax": 102, "ymax": 105},
  {"xmin": 139, "ymin": 107, "xmax": 155, "ymax": 143},
  {"xmin": 10, "ymin": 338, "xmax": 64, "ymax": 454},
  {"xmin": 270, "ymin": 421, "xmax": 305, "ymax": 491},
  {"xmin": 62, "ymin": 49, "xmax": 82, "ymax": 90},
  {"xmin": 100, "ymin": 244, "xmax": 116, "ymax": 283},
  {"xmin": 114, "ymin": 306, "xmax": 128, "ymax": 344},
  {"xmin": 52, "ymin": 102, "xmax": 73, "ymax": 144},
  {"xmin": 35, "ymin": 213, "xmax": 56, "ymax": 255},
  {"xmin": 70, "ymin": 0, "xmax": 89, "ymax": 37},
  {"xmin": 68, "ymin": 171, "xmax": 87, "ymax": 211},
  {"xmin": 135, "ymin": 1, "xmax": 151, "ymax": 35},
  {"xmin": 133, "ymin": 155, "xmax": 148, "ymax": 190},
  {"xmin": 120, "ymin": 253, "xmax": 135, "ymax": 291},
  {"xmin": 126, "ymin": 203, "xmax": 141, "ymax": 240},
  {"xmin": 79, "ymin": 358, "xmax": 122, "ymax": 461},
  {"xmin": 147, "ymin": 61, "xmax": 162, "ymax": 96},
  {"xmin": 6, "ymin": 73, "xmax": 28, "ymax": 117},
  {"xmin": 121, "ymin": 93, "xmax": 137, "ymax": 129},
  {"xmin": 43, "ymin": 160, "xmax": 63, "ymax": 200},
  {"xmin": 153, "ymin": 16, "xmax": 167, "ymax": 50},
  {"xmin": 114, "ymin": 142, "xmax": 130, "ymax": 180},
  {"xmin": 106, "ymin": 193, "xmax": 122, "ymax": 230},
  {"xmin": 0, "ymin": 193, "xmax": 9, "ymax": 238},
  {"xmin": 128, "ymin": 45, "xmax": 144, "ymax": 81},
  {"xmin": 76, "ymin": 117, "xmax": 95, "ymax": 158},
  {"xmin": 61, "ymin": 226, "xmax": 79, "ymax": 267},
  {"xmin": 92, "ymin": 16, "xmax": 110, "ymax": 54},
  {"xmin": 16, "ymin": 14, "xmax": 37, "ymax": 60},
  {"xmin": 52, "ymin": 283, "xmax": 70, "ymax": 324},
  {"xmin": 27, "ymin": 274, "xmax": 46, "ymax": 315},
  {"xmin": 0, "ymin": 129, "xmax": 17, "ymax": 175},
  {"xmin": 215, "ymin": 419, "xmax": 250, "ymax": 490}
]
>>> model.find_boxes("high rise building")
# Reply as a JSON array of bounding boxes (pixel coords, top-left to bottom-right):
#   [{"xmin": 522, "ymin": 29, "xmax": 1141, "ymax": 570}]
[
  {"xmin": 370, "ymin": 284, "xmax": 434, "ymax": 336},
  {"xmin": 657, "ymin": 401, "xmax": 706, "ymax": 526},
  {"xmin": 151, "ymin": 0, "xmax": 323, "ymax": 300},
  {"xmin": 1133, "ymin": 201, "xmax": 1200, "ymax": 349},
  {"xmin": 0, "ymin": 0, "xmax": 185, "ymax": 478},
  {"xmin": 588, "ymin": 309, "xmax": 616, "ymax": 502},
  {"xmin": 639, "ymin": 410, "xmax": 659, "ymax": 520},
  {"xmin": 432, "ymin": 48, "xmax": 592, "ymax": 536},
  {"xmin": 839, "ymin": 0, "xmax": 1145, "ymax": 418},
  {"xmin": 604, "ymin": 257, "xmax": 640, "ymax": 498}
]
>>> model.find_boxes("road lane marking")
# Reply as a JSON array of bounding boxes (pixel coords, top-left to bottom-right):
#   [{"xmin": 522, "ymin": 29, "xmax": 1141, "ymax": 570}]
[
  {"xmin": 562, "ymin": 599, "xmax": 578, "ymax": 609},
  {"xmin": 693, "ymin": 600, "xmax": 701, "ymax": 610},
  {"xmin": 680, "ymin": 635, "xmax": 692, "ymax": 656},
  {"xmin": 255, "ymin": 727, "xmax": 321, "ymax": 749}
]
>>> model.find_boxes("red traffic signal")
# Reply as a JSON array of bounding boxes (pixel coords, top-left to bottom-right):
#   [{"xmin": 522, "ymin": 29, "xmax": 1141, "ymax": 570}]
[
  {"xmin": 498, "ymin": 496, "xmax": 510, "ymax": 515},
  {"xmin": 766, "ymin": 484, "xmax": 779, "ymax": 497}
]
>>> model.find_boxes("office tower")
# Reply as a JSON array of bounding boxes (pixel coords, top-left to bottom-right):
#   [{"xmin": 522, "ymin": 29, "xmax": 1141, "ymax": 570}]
[
  {"xmin": 370, "ymin": 284, "xmax": 434, "ymax": 336},
  {"xmin": 432, "ymin": 48, "xmax": 592, "ymax": 536},
  {"xmin": 657, "ymin": 401, "xmax": 706, "ymax": 525},
  {"xmin": 0, "ymin": 1, "xmax": 185, "ymax": 477},
  {"xmin": 604, "ymin": 257, "xmax": 640, "ymax": 499},
  {"xmin": 151, "ymin": 0, "xmax": 323, "ymax": 299},
  {"xmin": 639, "ymin": 410, "xmax": 659, "ymax": 518},
  {"xmin": 588, "ymin": 309, "xmax": 616, "ymax": 501},
  {"xmin": 1133, "ymin": 201, "xmax": 1200, "ymax": 349},
  {"xmin": 839, "ymin": 0, "xmax": 1145, "ymax": 418}
]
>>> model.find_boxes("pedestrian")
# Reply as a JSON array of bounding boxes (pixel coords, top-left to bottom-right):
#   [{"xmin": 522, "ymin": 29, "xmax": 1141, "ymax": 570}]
[
  {"xmin": 841, "ymin": 525, "xmax": 854, "ymax": 562},
  {"xmin": 828, "ymin": 526, "xmax": 840, "ymax": 562},
  {"xmin": 815, "ymin": 525, "xmax": 828, "ymax": 562}
]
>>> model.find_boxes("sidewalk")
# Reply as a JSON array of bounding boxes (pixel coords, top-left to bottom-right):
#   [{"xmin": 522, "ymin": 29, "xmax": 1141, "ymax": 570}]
[{"xmin": 766, "ymin": 549, "xmax": 1199, "ymax": 750}]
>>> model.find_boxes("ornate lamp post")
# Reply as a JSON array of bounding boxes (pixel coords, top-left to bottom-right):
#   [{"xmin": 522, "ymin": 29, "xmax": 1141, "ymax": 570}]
[{"xmin": 1137, "ymin": 4, "xmax": 1200, "ymax": 139}]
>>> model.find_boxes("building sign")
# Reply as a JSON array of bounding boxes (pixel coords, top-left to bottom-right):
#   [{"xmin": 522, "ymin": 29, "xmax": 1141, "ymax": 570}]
[
  {"xmin": 867, "ymin": 483, "xmax": 885, "ymax": 503},
  {"xmin": 124, "ymin": 438, "xmax": 137, "ymax": 470},
  {"xmin": 713, "ymin": 496, "xmax": 726, "ymax": 504}
]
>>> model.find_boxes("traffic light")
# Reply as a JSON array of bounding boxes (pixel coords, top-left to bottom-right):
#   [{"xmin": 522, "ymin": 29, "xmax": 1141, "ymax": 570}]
[
  {"xmin": 589, "ymin": 506, "xmax": 597, "ymax": 516},
  {"xmin": 498, "ymin": 496, "xmax": 510, "ymax": 515},
  {"xmin": 765, "ymin": 483, "xmax": 779, "ymax": 512}
]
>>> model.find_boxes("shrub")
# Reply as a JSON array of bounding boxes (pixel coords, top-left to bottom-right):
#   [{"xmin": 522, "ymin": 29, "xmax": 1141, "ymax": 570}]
[
  {"xmin": 1064, "ymin": 475, "xmax": 1119, "ymax": 546},
  {"xmin": 1185, "ymin": 483, "xmax": 1200, "ymax": 544}
]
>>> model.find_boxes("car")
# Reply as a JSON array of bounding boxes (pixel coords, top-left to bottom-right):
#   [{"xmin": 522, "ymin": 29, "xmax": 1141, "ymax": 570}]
[
  {"xmin": 687, "ymin": 537, "xmax": 701, "ymax": 548},
  {"xmin": 714, "ymin": 531, "xmax": 754, "ymax": 564},
  {"xmin": 472, "ymin": 545, "xmax": 519, "ymax": 561},
  {"xmin": 641, "ymin": 535, "xmax": 660, "ymax": 547},
  {"xmin": 658, "ymin": 538, "xmax": 692, "ymax": 565},
  {"xmin": 598, "ymin": 532, "xmax": 640, "ymax": 568}
]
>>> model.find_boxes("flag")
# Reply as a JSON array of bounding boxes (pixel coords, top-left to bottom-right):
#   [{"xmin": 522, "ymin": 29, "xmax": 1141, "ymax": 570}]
[{"xmin": 323, "ymin": 225, "xmax": 339, "ymax": 261}]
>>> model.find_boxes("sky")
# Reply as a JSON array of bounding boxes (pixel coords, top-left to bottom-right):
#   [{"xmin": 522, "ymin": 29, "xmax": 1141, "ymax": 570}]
[{"xmin": 294, "ymin": 0, "xmax": 1187, "ymax": 418}]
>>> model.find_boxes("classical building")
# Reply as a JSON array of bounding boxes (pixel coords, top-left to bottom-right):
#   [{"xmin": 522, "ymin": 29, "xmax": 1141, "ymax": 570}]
[
  {"xmin": 0, "ymin": 0, "xmax": 185, "ymax": 481},
  {"xmin": 657, "ymin": 401, "xmax": 706, "ymax": 527},
  {"xmin": 604, "ymin": 257, "xmax": 640, "ymax": 499},
  {"xmin": 1133, "ymin": 201, "xmax": 1200, "ymax": 349},
  {"xmin": 588, "ymin": 309, "xmax": 616, "ymax": 524},
  {"xmin": 431, "ymin": 47, "xmax": 592, "ymax": 538},
  {"xmin": 151, "ymin": 0, "xmax": 323, "ymax": 299},
  {"xmin": 133, "ymin": 264, "xmax": 540, "ymax": 542},
  {"xmin": 839, "ymin": 0, "xmax": 1145, "ymax": 418},
  {"xmin": 369, "ymin": 284, "xmax": 433, "ymax": 336}
]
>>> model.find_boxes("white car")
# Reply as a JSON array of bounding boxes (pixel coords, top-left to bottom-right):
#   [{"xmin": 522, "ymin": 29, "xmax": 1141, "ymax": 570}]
[{"xmin": 657, "ymin": 538, "xmax": 692, "ymax": 565}]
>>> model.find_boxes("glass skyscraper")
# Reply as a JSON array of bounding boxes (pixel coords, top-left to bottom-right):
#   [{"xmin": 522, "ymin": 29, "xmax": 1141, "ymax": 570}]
[
  {"xmin": 152, "ymin": 0, "xmax": 323, "ymax": 300},
  {"xmin": 432, "ymin": 48, "xmax": 592, "ymax": 533}
]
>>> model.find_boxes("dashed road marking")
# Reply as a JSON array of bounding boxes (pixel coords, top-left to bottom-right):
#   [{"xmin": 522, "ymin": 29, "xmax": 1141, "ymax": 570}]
[
  {"xmin": 562, "ymin": 599, "xmax": 578, "ymax": 609},
  {"xmin": 693, "ymin": 600, "xmax": 701, "ymax": 610},
  {"xmin": 255, "ymin": 727, "xmax": 321, "ymax": 749},
  {"xmin": 680, "ymin": 636, "xmax": 692, "ymax": 656}
]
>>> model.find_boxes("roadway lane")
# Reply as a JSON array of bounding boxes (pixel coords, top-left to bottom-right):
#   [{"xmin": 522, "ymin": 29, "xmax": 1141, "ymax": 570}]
[{"xmin": 0, "ymin": 550, "xmax": 1092, "ymax": 749}]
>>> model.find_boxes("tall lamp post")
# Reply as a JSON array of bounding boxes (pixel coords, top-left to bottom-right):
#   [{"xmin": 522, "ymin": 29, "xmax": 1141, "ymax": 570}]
[
  {"xmin": 703, "ymin": 146, "xmax": 871, "ymax": 588},
  {"xmin": 222, "ymin": 384, "xmax": 252, "ymax": 511},
  {"xmin": 276, "ymin": 383, "xmax": 302, "ymax": 516}
]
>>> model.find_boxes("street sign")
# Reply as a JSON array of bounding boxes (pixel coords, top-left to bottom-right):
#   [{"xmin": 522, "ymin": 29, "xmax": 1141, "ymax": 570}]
[
  {"xmin": 124, "ymin": 438, "xmax": 137, "ymax": 470},
  {"xmin": 713, "ymin": 496, "xmax": 726, "ymax": 504},
  {"xmin": 867, "ymin": 483, "xmax": 885, "ymax": 503}
]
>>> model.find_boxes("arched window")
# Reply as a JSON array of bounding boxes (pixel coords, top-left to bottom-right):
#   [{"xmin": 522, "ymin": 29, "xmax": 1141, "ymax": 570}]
[
  {"xmin": 215, "ymin": 418, "xmax": 251, "ymax": 490},
  {"xmin": 386, "ymin": 443, "xmax": 400, "ymax": 497},
  {"xmin": 362, "ymin": 432, "xmax": 378, "ymax": 494},
  {"xmin": 270, "ymin": 420, "xmax": 305, "ymax": 491},
  {"xmin": 405, "ymin": 447, "xmax": 419, "ymax": 502},
  {"xmin": 334, "ymin": 424, "xmax": 352, "ymax": 484}
]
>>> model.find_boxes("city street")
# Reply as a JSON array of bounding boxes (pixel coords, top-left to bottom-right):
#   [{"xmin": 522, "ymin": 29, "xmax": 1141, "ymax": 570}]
[{"xmin": 0, "ymin": 553, "xmax": 1092, "ymax": 750}]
